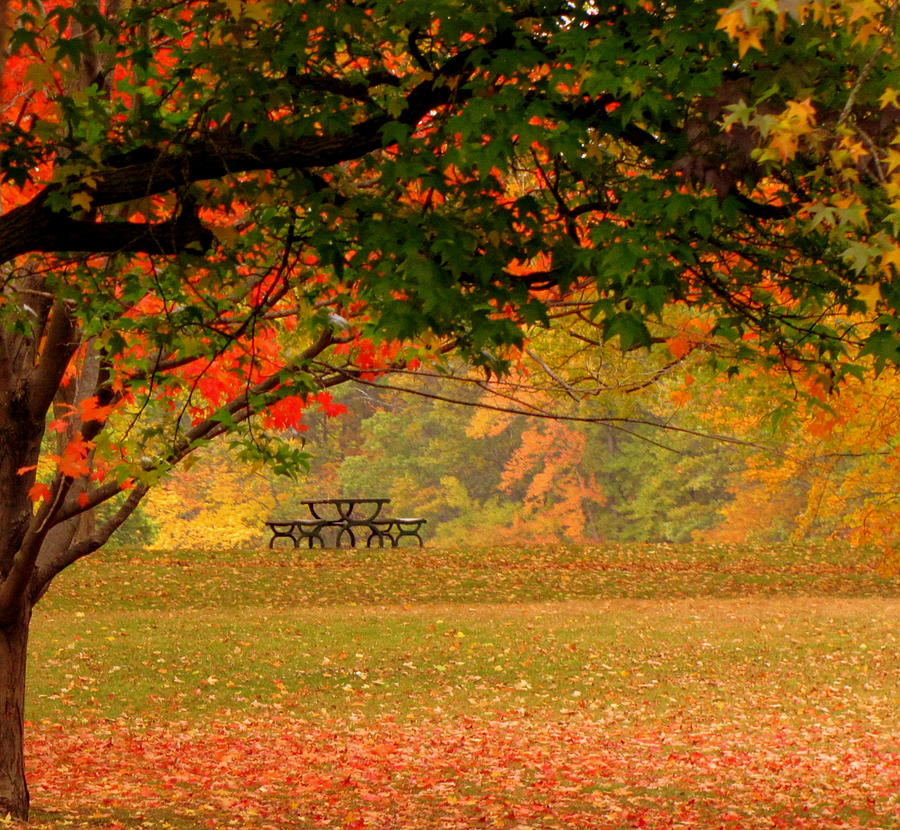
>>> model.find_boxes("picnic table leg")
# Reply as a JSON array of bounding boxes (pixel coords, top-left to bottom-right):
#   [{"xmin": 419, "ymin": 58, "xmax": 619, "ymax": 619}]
[
  {"xmin": 366, "ymin": 521, "xmax": 394, "ymax": 547},
  {"xmin": 391, "ymin": 519, "xmax": 426, "ymax": 548},
  {"xmin": 295, "ymin": 521, "xmax": 329, "ymax": 548},
  {"xmin": 267, "ymin": 523, "xmax": 299, "ymax": 549},
  {"xmin": 335, "ymin": 525, "xmax": 357, "ymax": 548}
]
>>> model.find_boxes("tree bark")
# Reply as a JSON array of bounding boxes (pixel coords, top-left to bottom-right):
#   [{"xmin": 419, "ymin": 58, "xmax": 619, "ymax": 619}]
[{"xmin": 0, "ymin": 603, "xmax": 31, "ymax": 821}]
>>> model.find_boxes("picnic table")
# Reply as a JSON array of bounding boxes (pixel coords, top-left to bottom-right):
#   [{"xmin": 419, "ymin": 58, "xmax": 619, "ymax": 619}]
[{"xmin": 266, "ymin": 498, "xmax": 426, "ymax": 549}]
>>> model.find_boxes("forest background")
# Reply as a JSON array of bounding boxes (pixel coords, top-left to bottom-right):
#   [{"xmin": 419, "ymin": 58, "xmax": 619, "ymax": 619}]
[{"xmin": 140, "ymin": 335, "xmax": 899, "ymax": 556}]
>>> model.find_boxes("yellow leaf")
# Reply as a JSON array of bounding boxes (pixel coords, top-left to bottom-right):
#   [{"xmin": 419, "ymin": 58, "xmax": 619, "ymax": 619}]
[
  {"xmin": 880, "ymin": 248, "xmax": 900, "ymax": 275},
  {"xmin": 71, "ymin": 191, "xmax": 94, "ymax": 212},
  {"xmin": 784, "ymin": 98, "xmax": 816, "ymax": 125},
  {"xmin": 843, "ymin": 140, "xmax": 868, "ymax": 163},
  {"xmin": 852, "ymin": 20, "xmax": 879, "ymax": 46},
  {"xmin": 716, "ymin": 10, "xmax": 745, "ymax": 39},
  {"xmin": 847, "ymin": 0, "xmax": 878, "ymax": 24},
  {"xmin": 879, "ymin": 87, "xmax": 899, "ymax": 109},
  {"xmin": 769, "ymin": 131, "xmax": 799, "ymax": 161},
  {"xmin": 737, "ymin": 29, "xmax": 764, "ymax": 57},
  {"xmin": 854, "ymin": 282, "xmax": 881, "ymax": 310},
  {"xmin": 885, "ymin": 149, "xmax": 900, "ymax": 174}
]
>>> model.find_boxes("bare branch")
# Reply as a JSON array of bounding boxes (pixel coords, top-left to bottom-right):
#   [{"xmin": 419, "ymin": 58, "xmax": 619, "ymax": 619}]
[{"xmin": 321, "ymin": 365, "xmax": 780, "ymax": 453}]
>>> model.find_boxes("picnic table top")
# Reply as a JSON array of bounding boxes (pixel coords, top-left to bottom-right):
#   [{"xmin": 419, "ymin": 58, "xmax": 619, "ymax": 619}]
[
  {"xmin": 298, "ymin": 498, "xmax": 392, "ymax": 522},
  {"xmin": 298, "ymin": 498, "xmax": 391, "ymax": 506}
]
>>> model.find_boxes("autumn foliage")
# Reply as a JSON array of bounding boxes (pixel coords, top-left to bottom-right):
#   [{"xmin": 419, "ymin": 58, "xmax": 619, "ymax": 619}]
[
  {"xmin": 26, "ymin": 713, "xmax": 898, "ymax": 829},
  {"xmin": 0, "ymin": 0, "xmax": 898, "ymax": 821}
]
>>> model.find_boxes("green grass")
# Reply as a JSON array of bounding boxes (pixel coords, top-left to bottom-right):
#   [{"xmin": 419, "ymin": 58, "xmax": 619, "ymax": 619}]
[
  {"xmin": 29, "ymin": 543, "xmax": 898, "ymax": 723},
  {"xmin": 35, "ymin": 541, "xmax": 896, "ymax": 613},
  {"xmin": 24, "ymin": 543, "xmax": 899, "ymax": 829}
]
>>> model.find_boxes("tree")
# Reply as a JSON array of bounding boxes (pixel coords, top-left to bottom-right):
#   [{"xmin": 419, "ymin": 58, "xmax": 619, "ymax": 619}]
[
  {"xmin": 335, "ymin": 386, "xmax": 524, "ymax": 539},
  {"xmin": 699, "ymin": 365, "xmax": 900, "ymax": 553},
  {"xmin": 142, "ymin": 440, "xmax": 280, "ymax": 549},
  {"xmin": 0, "ymin": 0, "xmax": 898, "ymax": 818},
  {"xmin": 330, "ymin": 345, "xmax": 744, "ymax": 546}
]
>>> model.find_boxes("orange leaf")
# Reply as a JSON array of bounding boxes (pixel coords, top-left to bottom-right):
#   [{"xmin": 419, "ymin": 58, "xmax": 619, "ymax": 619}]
[
  {"xmin": 806, "ymin": 416, "xmax": 840, "ymax": 439},
  {"xmin": 48, "ymin": 418, "xmax": 69, "ymax": 434},
  {"xmin": 671, "ymin": 388, "xmax": 693, "ymax": 406},
  {"xmin": 28, "ymin": 482, "xmax": 52, "ymax": 503},
  {"xmin": 666, "ymin": 336, "xmax": 693, "ymax": 359},
  {"xmin": 78, "ymin": 397, "xmax": 116, "ymax": 424},
  {"xmin": 58, "ymin": 437, "xmax": 93, "ymax": 478}
]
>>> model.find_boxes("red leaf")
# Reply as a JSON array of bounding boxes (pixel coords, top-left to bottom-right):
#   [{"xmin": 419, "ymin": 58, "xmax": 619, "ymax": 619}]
[
  {"xmin": 58, "ymin": 438, "xmax": 92, "ymax": 478},
  {"xmin": 48, "ymin": 418, "xmax": 69, "ymax": 434},
  {"xmin": 78, "ymin": 396, "xmax": 116, "ymax": 424},
  {"xmin": 28, "ymin": 482, "xmax": 52, "ymax": 503}
]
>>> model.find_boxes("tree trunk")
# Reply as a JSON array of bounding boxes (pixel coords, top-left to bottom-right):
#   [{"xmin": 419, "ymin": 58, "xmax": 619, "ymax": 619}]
[{"xmin": 0, "ymin": 604, "xmax": 31, "ymax": 821}]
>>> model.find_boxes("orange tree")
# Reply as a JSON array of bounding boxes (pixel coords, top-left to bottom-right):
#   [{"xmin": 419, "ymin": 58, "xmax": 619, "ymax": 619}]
[{"xmin": 0, "ymin": 0, "xmax": 898, "ymax": 818}]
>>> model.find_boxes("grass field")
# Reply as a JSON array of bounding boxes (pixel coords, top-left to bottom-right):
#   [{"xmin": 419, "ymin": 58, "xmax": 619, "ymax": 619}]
[{"xmin": 25, "ymin": 543, "xmax": 900, "ymax": 829}]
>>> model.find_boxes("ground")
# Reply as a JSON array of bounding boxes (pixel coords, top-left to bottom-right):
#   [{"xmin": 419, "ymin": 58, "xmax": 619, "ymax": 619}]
[{"xmin": 24, "ymin": 543, "xmax": 900, "ymax": 829}]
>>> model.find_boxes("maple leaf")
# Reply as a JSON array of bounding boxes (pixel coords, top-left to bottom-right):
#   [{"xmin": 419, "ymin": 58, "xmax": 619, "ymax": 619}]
[
  {"xmin": 784, "ymin": 98, "xmax": 816, "ymax": 124},
  {"xmin": 885, "ymin": 149, "xmax": 900, "ymax": 174},
  {"xmin": 666, "ymin": 336, "xmax": 694, "ymax": 359},
  {"xmin": 47, "ymin": 418, "xmax": 69, "ymax": 434},
  {"xmin": 880, "ymin": 247, "xmax": 900, "ymax": 274},
  {"xmin": 78, "ymin": 397, "xmax": 116, "ymax": 423},
  {"xmin": 854, "ymin": 282, "xmax": 882, "ymax": 311},
  {"xmin": 807, "ymin": 415, "xmax": 841, "ymax": 438},
  {"xmin": 736, "ymin": 27, "xmax": 764, "ymax": 58},
  {"xmin": 716, "ymin": 9, "xmax": 745, "ymax": 39},
  {"xmin": 28, "ymin": 482, "xmax": 52, "ymax": 503},
  {"xmin": 769, "ymin": 132, "xmax": 799, "ymax": 161},
  {"xmin": 315, "ymin": 392, "xmax": 348, "ymax": 418},
  {"xmin": 70, "ymin": 190, "xmax": 94, "ymax": 212},
  {"xmin": 56, "ymin": 437, "xmax": 93, "ymax": 478},
  {"xmin": 852, "ymin": 20, "xmax": 879, "ymax": 46},
  {"xmin": 878, "ymin": 87, "xmax": 899, "ymax": 108}
]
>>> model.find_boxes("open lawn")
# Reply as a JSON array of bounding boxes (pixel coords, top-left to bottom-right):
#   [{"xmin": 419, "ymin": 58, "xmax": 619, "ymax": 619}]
[{"xmin": 26, "ymin": 544, "xmax": 899, "ymax": 829}]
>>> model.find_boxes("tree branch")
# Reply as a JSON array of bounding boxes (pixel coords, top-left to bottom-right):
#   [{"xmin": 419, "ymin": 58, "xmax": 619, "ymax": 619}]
[
  {"xmin": 0, "ymin": 473, "xmax": 72, "ymax": 624},
  {"xmin": 0, "ymin": 37, "xmax": 494, "ymax": 266},
  {"xmin": 49, "ymin": 326, "xmax": 339, "ymax": 527},
  {"xmin": 30, "ymin": 483, "xmax": 150, "ymax": 601},
  {"xmin": 27, "ymin": 300, "xmax": 79, "ymax": 418}
]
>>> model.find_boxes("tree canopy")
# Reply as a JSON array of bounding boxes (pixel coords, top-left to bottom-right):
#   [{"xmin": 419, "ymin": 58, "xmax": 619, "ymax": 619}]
[
  {"xmin": 0, "ymin": 0, "xmax": 898, "ymax": 819},
  {"xmin": 3, "ymin": 0, "xmax": 898, "ymax": 360}
]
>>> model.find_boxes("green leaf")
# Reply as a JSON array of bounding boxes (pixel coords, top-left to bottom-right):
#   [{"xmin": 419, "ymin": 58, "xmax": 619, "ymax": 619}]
[{"xmin": 602, "ymin": 312, "xmax": 652, "ymax": 351}]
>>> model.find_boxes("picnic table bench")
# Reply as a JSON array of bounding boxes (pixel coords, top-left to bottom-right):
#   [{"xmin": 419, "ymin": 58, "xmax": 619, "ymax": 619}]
[{"xmin": 266, "ymin": 498, "xmax": 426, "ymax": 549}]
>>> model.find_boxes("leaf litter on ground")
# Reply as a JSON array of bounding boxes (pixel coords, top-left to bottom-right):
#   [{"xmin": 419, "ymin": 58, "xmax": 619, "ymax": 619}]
[{"xmin": 25, "ymin": 543, "xmax": 900, "ymax": 829}]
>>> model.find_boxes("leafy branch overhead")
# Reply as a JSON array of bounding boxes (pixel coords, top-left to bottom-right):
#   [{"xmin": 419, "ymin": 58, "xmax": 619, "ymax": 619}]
[{"xmin": 1, "ymin": 0, "xmax": 897, "ymax": 365}]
